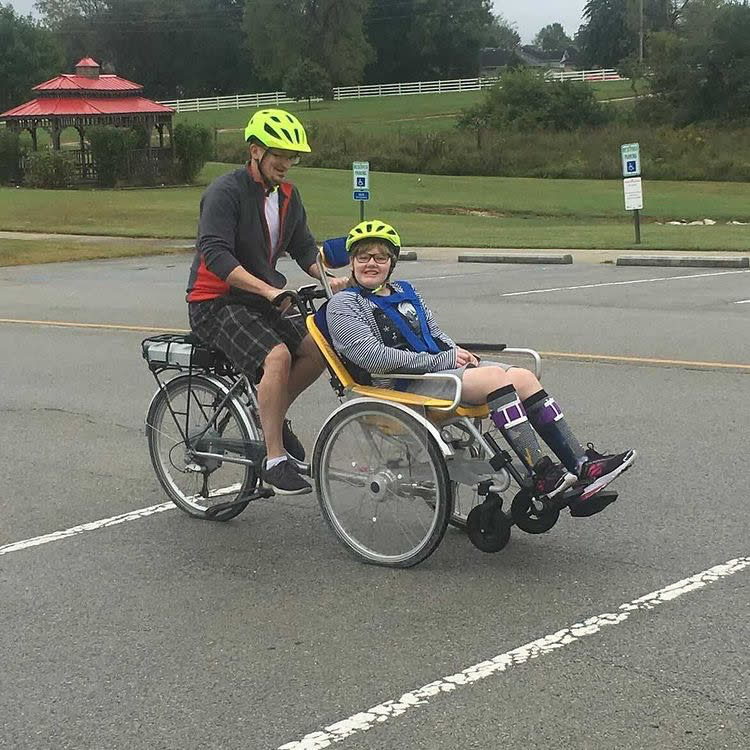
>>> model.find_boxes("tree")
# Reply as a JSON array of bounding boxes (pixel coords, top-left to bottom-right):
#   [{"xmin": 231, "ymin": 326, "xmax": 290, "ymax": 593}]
[
  {"xmin": 407, "ymin": 0, "xmax": 496, "ymax": 78},
  {"xmin": 577, "ymin": 0, "xmax": 633, "ymax": 67},
  {"xmin": 533, "ymin": 22, "xmax": 573, "ymax": 52},
  {"xmin": 284, "ymin": 59, "xmax": 332, "ymax": 109},
  {"xmin": 35, "ymin": 0, "xmax": 256, "ymax": 99},
  {"xmin": 245, "ymin": 0, "xmax": 372, "ymax": 87},
  {"xmin": 648, "ymin": 0, "xmax": 750, "ymax": 124},
  {"xmin": 577, "ymin": 0, "xmax": 690, "ymax": 68},
  {"xmin": 483, "ymin": 13, "xmax": 520, "ymax": 49},
  {"xmin": 364, "ymin": 0, "xmax": 420, "ymax": 83},
  {"xmin": 0, "ymin": 4, "xmax": 64, "ymax": 112}
]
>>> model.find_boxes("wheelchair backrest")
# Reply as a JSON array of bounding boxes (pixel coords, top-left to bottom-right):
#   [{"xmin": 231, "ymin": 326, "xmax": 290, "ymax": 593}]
[{"xmin": 321, "ymin": 237, "xmax": 350, "ymax": 269}]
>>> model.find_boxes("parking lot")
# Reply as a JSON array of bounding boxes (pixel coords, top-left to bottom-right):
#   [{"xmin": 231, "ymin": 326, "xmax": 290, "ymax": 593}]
[{"xmin": 1, "ymin": 255, "xmax": 748, "ymax": 749}]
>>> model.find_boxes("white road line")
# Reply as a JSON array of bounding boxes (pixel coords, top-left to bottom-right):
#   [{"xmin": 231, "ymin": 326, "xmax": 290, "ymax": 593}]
[
  {"xmin": 734, "ymin": 299, "xmax": 750, "ymax": 304},
  {"xmin": 278, "ymin": 556, "xmax": 750, "ymax": 750},
  {"xmin": 499, "ymin": 269, "xmax": 750, "ymax": 297},
  {"xmin": 410, "ymin": 273, "xmax": 485, "ymax": 281},
  {"xmin": 0, "ymin": 502, "xmax": 174, "ymax": 556}
]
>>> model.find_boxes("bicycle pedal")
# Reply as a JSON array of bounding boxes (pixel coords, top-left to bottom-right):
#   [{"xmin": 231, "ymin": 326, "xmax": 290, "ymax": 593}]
[{"xmin": 203, "ymin": 487, "xmax": 275, "ymax": 519}]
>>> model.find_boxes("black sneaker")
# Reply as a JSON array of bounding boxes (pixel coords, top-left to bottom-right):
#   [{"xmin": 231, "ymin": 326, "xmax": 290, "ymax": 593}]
[
  {"xmin": 263, "ymin": 458, "xmax": 312, "ymax": 496},
  {"xmin": 282, "ymin": 419, "xmax": 306, "ymax": 462},
  {"xmin": 576, "ymin": 444, "xmax": 636, "ymax": 500},
  {"xmin": 532, "ymin": 456, "xmax": 577, "ymax": 499}
]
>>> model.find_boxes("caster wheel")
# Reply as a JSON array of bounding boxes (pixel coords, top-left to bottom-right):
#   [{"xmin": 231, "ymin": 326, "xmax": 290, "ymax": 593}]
[
  {"xmin": 511, "ymin": 490, "xmax": 560, "ymax": 534},
  {"xmin": 466, "ymin": 497, "xmax": 511, "ymax": 553}
]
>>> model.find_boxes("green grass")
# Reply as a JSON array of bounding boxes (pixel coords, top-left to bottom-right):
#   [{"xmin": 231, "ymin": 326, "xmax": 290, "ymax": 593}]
[
  {"xmin": 16, "ymin": 80, "xmax": 634, "ymax": 151},
  {"xmin": 177, "ymin": 81, "xmax": 634, "ymax": 137},
  {"xmin": 0, "ymin": 238, "xmax": 189, "ymax": 266},
  {"xmin": 2, "ymin": 162, "xmax": 749, "ymax": 261}
]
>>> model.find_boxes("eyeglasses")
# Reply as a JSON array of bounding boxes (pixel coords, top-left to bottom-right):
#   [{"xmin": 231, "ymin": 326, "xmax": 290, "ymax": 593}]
[
  {"xmin": 353, "ymin": 253, "xmax": 392, "ymax": 265},
  {"xmin": 266, "ymin": 149, "xmax": 301, "ymax": 165}
]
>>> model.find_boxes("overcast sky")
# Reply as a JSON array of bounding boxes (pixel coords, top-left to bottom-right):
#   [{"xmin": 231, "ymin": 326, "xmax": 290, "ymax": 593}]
[{"xmin": 9, "ymin": 1, "xmax": 586, "ymax": 44}]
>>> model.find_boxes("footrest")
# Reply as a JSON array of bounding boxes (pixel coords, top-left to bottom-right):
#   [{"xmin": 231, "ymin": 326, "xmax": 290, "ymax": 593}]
[
  {"xmin": 568, "ymin": 490, "xmax": 618, "ymax": 518},
  {"xmin": 204, "ymin": 486, "xmax": 275, "ymax": 519}
]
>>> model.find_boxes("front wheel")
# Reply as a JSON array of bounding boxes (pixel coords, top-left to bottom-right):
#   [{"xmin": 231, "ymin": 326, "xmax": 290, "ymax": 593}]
[
  {"xmin": 313, "ymin": 401, "xmax": 451, "ymax": 568},
  {"xmin": 146, "ymin": 374, "xmax": 260, "ymax": 521}
]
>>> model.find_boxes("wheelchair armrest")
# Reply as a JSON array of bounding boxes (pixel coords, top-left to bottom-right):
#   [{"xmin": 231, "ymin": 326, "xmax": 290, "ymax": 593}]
[
  {"xmin": 376, "ymin": 372, "xmax": 463, "ymax": 412},
  {"xmin": 455, "ymin": 344, "xmax": 542, "ymax": 379}
]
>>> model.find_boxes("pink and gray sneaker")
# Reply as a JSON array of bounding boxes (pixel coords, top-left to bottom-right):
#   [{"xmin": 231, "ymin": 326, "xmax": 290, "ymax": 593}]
[
  {"xmin": 576, "ymin": 444, "xmax": 636, "ymax": 500},
  {"xmin": 533, "ymin": 456, "xmax": 578, "ymax": 500}
]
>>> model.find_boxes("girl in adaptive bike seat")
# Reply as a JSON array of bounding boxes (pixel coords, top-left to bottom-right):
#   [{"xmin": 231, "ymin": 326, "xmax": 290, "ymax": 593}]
[{"xmin": 326, "ymin": 219, "xmax": 636, "ymax": 505}]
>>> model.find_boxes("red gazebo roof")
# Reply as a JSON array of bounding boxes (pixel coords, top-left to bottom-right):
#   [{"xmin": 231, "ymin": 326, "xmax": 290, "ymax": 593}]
[
  {"xmin": 1, "ymin": 97, "xmax": 174, "ymax": 118},
  {"xmin": 33, "ymin": 74, "xmax": 142, "ymax": 93},
  {"xmin": 0, "ymin": 56, "xmax": 174, "ymax": 120}
]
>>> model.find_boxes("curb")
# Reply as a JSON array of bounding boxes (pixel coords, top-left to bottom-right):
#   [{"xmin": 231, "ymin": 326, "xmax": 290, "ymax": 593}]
[
  {"xmin": 616, "ymin": 255, "xmax": 749, "ymax": 269},
  {"xmin": 400, "ymin": 250, "xmax": 418, "ymax": 261},
  {"xmin": 457, "ymin": 253, "xmax": 573, "ymax": 265}
]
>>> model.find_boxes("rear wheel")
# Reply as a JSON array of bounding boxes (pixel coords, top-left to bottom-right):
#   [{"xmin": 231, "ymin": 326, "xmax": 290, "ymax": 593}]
[
  {"xmin": 313, "ymin": 401, "xmax": 451, "ymax": 568},
  {"xmin": 146, "ymin": 375, "xmax": 260, "ymax": 521}
]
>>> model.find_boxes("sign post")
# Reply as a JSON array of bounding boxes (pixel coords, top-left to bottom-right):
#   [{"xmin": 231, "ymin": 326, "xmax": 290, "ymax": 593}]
[
  {"xmin": 352, "ymin": 161, "xmax": 370, "ymax": 221},
  {"xmin": 621, "ymin": 143, "xmax": 643, "ymax": 244}
]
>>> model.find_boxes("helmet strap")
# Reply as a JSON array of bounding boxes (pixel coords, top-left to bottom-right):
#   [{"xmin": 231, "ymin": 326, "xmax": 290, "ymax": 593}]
[{"xmin": 250, "ymin": 147, "xmax": 277, "ymax": 194}]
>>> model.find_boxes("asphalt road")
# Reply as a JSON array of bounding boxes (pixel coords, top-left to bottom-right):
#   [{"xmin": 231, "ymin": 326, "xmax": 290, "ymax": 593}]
[{"xmin": 1, "ymin": 254, "xmax": 748, "ymax": 750}]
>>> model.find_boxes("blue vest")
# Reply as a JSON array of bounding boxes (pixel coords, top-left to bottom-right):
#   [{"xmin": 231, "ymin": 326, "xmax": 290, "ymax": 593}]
[{"xmin": 347, "ymin": 281, "xmax": 443, "ymax": 355}]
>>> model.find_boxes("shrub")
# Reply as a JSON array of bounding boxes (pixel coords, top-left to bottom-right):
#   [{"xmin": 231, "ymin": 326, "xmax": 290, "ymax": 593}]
[
  {"xmin": 87, "ymin": 126, "xmax": 137, "ymax": 187},
  {"xmin": 480, "ymin": 70, "xmax": 608, "ymax": 131},
  {"xmin": 174, "ymin": 122, "xmax": 213, "ymax": 183},
  {"xmin": 0, "ymin": 128, "xmax": 21, "ymax": 184},
  {"xmin": 23, "ymin": 150, "xmax": 74, "ymax": 188},
  {"xmin": 215, "ymin": 118, "xmax": 750, "ymax": 183}
]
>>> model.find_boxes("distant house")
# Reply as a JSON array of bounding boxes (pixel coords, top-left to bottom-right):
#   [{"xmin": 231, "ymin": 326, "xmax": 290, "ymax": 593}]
[{"xmin": 480, "ymin": 45, "xmax": 580, "ymax": 77}]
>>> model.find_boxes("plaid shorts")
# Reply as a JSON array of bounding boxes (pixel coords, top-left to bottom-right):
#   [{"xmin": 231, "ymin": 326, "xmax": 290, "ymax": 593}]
[{"xmin": 189, "ymin": 298, "xmax": 306, "ymax": 381}]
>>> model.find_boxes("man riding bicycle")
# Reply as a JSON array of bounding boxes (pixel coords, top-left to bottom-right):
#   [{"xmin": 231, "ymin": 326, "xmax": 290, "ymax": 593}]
[{"xmin": 186, "ymin": 109, "xmax": 348, "ymax": 495}]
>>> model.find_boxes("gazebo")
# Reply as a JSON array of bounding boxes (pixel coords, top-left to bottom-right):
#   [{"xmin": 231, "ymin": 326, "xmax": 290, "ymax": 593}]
[{"xmin": 0, "ymin": 57, "xmax": 175, "ymax": 179}]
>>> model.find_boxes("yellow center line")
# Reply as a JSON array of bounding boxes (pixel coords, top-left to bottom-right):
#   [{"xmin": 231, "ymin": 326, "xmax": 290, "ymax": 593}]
[
  {"xmin": 538, "ymin": 350, "xmax": 750, "ymax": 372},
  {"xmin": 0, "ymin": 318, "xmax": 188, "ymax": 334},
  {"xmin": 1, "ymin": 317, "xmax": 748, "ymax": 372}
]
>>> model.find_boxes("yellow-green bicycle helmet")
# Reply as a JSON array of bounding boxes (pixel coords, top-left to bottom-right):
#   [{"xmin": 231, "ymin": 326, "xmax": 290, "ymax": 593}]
[
  {"xmin": 345, "ymin": 220, "xmax": 402, "ymax": 258},
  {"xmin": 244, "ymin": 109, "xmax": 311, "ymax": 153}
]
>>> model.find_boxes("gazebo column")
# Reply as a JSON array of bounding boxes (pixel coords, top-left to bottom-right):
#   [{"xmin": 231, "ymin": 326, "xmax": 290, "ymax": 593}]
[
  {"xmin": 50, "ymin": 123, "xmax": 62, "ymax": 151},
  {"xmin": 157, "ymin": 124, "xmax": 164, "ymax": 148},
  {"xmin": 75, "ymin": 126, "xmax": 87, "ymax": 179},
  {"xmin": 29, "ymin": 127, "xmax": 38, "ymax": 151}
]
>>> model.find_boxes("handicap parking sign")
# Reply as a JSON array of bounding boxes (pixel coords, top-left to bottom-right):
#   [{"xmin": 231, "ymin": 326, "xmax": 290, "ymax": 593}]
[
  {"xmin": 626, "ymin": 160, "xmax": 637, "ymax": 173},
  {"xmin": 356, "ymin": 176, "xmax": 366, "ymax": 187}
]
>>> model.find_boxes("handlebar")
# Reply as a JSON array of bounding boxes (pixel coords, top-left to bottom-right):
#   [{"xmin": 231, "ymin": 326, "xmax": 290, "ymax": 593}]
[{"xmin": 271, "ymin": 285, "xmax": 328, "ymax": 313}]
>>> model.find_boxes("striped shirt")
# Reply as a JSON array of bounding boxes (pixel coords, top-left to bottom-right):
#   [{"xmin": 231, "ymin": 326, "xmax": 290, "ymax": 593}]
[{"xmin": 326, "ymin": 282, "xmax": 457, "ymax": 381}]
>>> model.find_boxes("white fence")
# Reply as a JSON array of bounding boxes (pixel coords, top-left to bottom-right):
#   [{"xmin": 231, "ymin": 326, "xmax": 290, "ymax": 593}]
[
  {"xmin": 544, "ymin": 68, "xmax": 622, "ymax": 82},
  {"xmin": 158, "ymin": 69, "xmax": 623, "ymax": 114}
]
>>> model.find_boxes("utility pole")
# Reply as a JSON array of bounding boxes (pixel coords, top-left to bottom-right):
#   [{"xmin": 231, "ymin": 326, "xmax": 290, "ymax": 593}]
[{"xmin": 639, "ymin": 0, "xmax": 645, "ymax": 63}]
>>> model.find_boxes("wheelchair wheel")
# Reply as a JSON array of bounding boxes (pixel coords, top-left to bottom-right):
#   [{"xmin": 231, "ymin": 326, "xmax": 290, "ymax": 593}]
[
  {"xmin": 510, "ymin": 490, "xmax": 560, "ymax": 534},
  {"xmin": 313, "ymin": 401, "xmax": 451, "ymax": 568},
  {"xmin": 146, "ymin": 374, "xmax": 260, "ymax": 521}
]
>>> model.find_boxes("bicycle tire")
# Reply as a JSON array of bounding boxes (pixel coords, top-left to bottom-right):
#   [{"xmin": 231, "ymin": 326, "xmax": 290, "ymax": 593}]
[{"xmin": 146, "ymin": 374, "xmax": 259, "ymax": 521}]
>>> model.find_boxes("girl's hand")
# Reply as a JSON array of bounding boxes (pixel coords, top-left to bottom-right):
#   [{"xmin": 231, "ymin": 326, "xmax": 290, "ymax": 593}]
[
  {"xmin": 455, "ymin": 348, "xmax": 478, "ymax": 367},
  {"xmin": 328, "ymin": 276, "xmax": 351, "ymax": 293}
]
